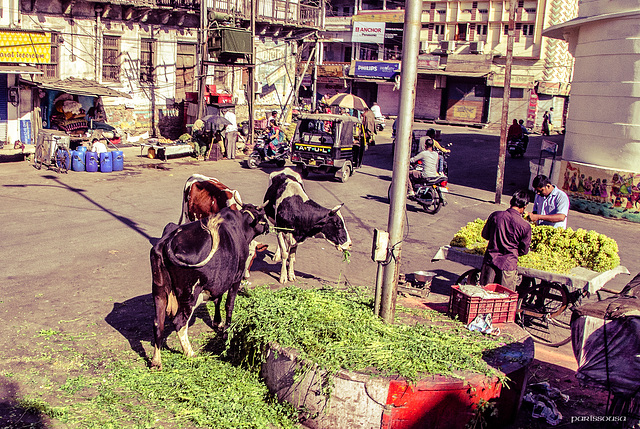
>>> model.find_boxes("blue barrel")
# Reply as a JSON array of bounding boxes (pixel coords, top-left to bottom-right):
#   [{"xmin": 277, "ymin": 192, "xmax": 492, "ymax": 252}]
[
  {"xmin": 76, "ymin": 146, "xmax": 87, "ymax": 155},
  {"xmin": 111, "ymin": 150, "xmax": 124, "ymax": 171},
  {"xmin": 56, "ymin": 149, "xmax": 71, "ymax": 170},
  {"xmin": 72, "ymin": 150, "xmax": 85, "ymax": 171},
  {"xmin": 100, "ymin": 152, "xmax": 112, "ymax": 173},
  {"xmin": 86, "ymin": 151, "xmax": 99, "ymax": 172}
]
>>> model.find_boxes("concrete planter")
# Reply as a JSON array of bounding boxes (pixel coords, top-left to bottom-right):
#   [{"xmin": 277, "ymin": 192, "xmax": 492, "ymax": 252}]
[{"xmin": 261, "ymin": 336, "xmax": 533, "ymax": 429}]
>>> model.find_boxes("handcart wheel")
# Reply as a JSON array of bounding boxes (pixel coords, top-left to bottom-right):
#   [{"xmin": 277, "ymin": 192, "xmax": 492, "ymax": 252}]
[
  {"xmin": 55, "ymin": 146, "xmax": 71, "ymax": 174},
  {"xmin": 456, "ymin": 269, "xmax": 481, "ymax": 285},
  {"xmin": 517, "ymin": 280, "xmax": 571, "ymax": 347},
  {"xmin": 34, "ymin": 144, "xmax": 44, "ymax": 170}
]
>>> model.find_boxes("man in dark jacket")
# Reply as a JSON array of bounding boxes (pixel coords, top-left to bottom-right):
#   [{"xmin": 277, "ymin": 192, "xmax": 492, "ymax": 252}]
[
  {"xmin": 362, "ymin": 107, "xmax": 377, "ymax": 146},
  {"xmin": 479, "ymin": 189, "xmax": 532, "ymax": 291}
]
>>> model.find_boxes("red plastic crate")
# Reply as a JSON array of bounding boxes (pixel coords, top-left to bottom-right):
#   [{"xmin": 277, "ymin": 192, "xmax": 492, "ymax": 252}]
[{"xmin": 448, "ymin": 283, "xmax": 518, "ymax": 324}]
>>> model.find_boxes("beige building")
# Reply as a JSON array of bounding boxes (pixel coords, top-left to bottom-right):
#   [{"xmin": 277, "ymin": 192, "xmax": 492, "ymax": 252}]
[{"xmin": 320, "ymin": 0, "xmax": 577, "ymax": 128}]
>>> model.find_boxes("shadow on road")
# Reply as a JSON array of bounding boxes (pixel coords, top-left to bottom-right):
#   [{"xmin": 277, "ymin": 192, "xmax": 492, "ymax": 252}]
[{"xmin": 3, "ymin": 174, "xmax": 153, "ymax": 241}]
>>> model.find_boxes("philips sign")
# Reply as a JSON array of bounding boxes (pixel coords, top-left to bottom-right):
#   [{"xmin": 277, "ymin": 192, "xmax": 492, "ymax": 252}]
[
  {"xmin": 352, "ymin": 22, "xmax": 386, "ymax": 44},
  {"xmin": 354, "ymin": 61, "xmax": 400, "ymax": 79}
]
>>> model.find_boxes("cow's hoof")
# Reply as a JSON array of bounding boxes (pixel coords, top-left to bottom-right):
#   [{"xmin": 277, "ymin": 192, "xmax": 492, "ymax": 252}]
[
  {"xmin": 288, "ymin": 275, "xmax": 297, "ymax": 282},
  {"xmin": 279, "ymin": 277, "xmax": 288, "ymax": 284},
  {"xmin": 150, "ymin": 360, "xmax": 162, "ymax": 371}
]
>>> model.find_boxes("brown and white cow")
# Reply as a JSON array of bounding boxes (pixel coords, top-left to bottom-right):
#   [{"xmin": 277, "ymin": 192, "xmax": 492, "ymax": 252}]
[
  {"xmin": 178, "ymin": 174, "xmax": 243, "ymax": 225},
  {"xmin": 150, "ymin": 204, "xmax": 269, "ymax": 370},
  {"xmin": 178, "ymin": 174, "xmax": 264, "ymax": 278},
  {"xmin": 263, "ymin": 168, "xmax": 351, "ymax": 284}
]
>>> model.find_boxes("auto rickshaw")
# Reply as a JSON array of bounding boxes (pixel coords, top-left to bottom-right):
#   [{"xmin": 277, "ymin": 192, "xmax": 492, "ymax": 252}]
[{"xmin": 289, "ymin": 113, "xmax": 366, "ymax": 182}]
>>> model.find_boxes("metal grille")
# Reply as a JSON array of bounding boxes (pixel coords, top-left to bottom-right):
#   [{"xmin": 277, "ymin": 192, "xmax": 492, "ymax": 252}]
[
  {"xmin": 103, "ymin": 36, "xmax": 121, "ymax": 82},
  {"xmin": 35, "ymin": 32, "xmax": 59, "ymax": 79},
  {"xmin": 140, "ymin": 38, "xmax": 154, "ymax": 83}
]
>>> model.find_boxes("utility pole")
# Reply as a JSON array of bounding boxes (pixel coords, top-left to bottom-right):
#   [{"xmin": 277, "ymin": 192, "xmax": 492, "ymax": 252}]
[
  {"xmin": 378, "ymin": 0, "xmax": 421, "ymax": 323},
  {"xmin": 495, "ymin": 0, "xmax": 517, "ymax": 204},
  {"xmin": 248, "ymin": 0, "xmax": 256, "ymax": 148},
  {"xmin": 311, "ymin": 39, "xmax": 319, "ymax": 112},
  {"xmin": 196, "ymin": 0, "xmax": 208, "ymax": 119}
]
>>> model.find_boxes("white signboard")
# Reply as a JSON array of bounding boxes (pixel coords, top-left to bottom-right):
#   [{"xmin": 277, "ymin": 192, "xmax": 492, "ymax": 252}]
[{"xmin": 352, "ymin": 22, "xmax": 385, "ymax": 44}]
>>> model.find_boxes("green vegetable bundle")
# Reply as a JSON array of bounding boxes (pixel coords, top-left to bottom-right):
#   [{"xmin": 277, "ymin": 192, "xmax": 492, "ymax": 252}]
[
  {"xmin": 225, "ymin": 286, "xmax": 509, "ymax": 382},
  {"xmin": 450, "ymin": 219, "xmax": 620, "ymax": 273}
]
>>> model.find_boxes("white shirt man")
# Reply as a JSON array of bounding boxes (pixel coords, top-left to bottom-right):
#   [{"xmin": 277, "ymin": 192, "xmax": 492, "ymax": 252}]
[
  {"xmin": 371, "ymin": 102, "xmax": 383, "ymax": 119},
  {"xmin": 91, "ymin": 140, "xmax": 108, "ymax": 154},
  {"xmin": 224, "ymin": 110, "xmax": 237, "ymax": 133}
]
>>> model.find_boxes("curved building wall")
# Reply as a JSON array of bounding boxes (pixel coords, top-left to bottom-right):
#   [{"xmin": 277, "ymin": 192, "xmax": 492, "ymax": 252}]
[{"xmin": 563, "ymin": 13, "xmax": 640, "ymax": 170}]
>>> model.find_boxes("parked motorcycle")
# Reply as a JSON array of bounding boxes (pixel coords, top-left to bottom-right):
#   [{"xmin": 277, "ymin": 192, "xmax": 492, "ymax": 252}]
[
  {"xmin": 246, "ymin": 130, "xmax": 289, "ymax": 169},
  {"xmin": 375, "ymin": 116, "xmax": 386, "ymax": 131},
  {"xmin": 507, "ymin": 136, "xmax": 528, "ymax": 158}
]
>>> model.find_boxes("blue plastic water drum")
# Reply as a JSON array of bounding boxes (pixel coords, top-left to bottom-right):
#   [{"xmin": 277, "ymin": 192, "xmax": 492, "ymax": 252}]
[
  {"xmin": 100, "ymin": 152, "xmax": 113, "ymax": 173},
  {"xmin": 57, "ymin": 149, "xmax": 71, "ymax": 170},
  {"xmin": 76, "ymin": 146, "xmax": 87, "ymax": 155},
  {"xmin": 72, "ymin": 150, "xmax": 85, "ymax": 171},
  {"xmin": 111, "ymin": 150, "xmax": 124, "ymax": 171},
  {"xmin": 86, "ymin": 151, "xmax": 99, "ymax": 172}
]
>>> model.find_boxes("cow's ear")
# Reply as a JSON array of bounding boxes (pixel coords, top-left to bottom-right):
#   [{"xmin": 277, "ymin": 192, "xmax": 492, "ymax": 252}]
[{"xmin": 329, "ymin": 203, "xmax": 344, "ymax": 215}]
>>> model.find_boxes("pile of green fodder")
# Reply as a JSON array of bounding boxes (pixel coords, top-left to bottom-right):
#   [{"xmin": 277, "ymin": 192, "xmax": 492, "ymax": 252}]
[
  {"xmin": 450, "ymin": 219, "xmax": 620, "ymax": 273},
  {"xmin": 225, "ymin": 286, "xmax": 511, "ymax": 383}
]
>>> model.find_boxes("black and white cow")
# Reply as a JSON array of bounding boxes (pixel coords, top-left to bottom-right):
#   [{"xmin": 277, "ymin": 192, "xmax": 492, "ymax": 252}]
[
  {"xmin": 263, "ymin": 168, "xmax": 352, "ymax": 284},
  {"xmin": 150, "ymin": 204, "xmax": 269, "ymax": 370}
]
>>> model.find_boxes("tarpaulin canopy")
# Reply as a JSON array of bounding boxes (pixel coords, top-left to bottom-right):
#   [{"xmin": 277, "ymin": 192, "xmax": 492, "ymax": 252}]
[
  {"xmin": 23, "ymin": 77, "xmax": 132, "ymax": 98},
  {"xmin": 571, "ymin": 272, "xmax": 640, "ymax": 396}
]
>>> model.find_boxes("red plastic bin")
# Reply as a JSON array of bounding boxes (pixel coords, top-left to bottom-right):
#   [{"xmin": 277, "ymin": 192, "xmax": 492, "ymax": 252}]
[{"xmin": 448, "ymin": 283, "xmax": 518, "ymax": 324}]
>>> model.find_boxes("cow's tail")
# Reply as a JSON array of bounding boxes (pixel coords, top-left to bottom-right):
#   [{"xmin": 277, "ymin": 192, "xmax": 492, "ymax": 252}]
[
  {"xmin": 151, "ymin": 247, "xmax": 178, "ymax": 317},
  {"xmin": 166, "ymin": 215, "xmax": 223, "ymax": 268}
]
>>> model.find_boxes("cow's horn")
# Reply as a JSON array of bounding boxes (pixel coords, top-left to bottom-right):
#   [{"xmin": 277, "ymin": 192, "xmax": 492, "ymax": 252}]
[
  {"xmin": 256, "ymin": 202, "xmax": 268, "ymax": 210},
  {"xmin": 329, "ymin": 203, "xmax": 344, "ymax": 214}
]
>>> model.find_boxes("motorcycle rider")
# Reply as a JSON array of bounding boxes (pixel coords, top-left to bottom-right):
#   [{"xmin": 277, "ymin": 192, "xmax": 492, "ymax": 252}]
[
  {"xmin": 407, "ymin": 138, "xmax": 445, "ymax": 197},
  {"xmin": 507, "ymin": 119, "xmax": 523, "ymax": 142}
]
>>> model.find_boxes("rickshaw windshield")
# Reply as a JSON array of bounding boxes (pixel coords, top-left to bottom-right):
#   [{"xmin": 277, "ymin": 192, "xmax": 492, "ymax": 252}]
[{"xmin": 299, "ymin": 119, "xmax": 337, "ymax": 146}]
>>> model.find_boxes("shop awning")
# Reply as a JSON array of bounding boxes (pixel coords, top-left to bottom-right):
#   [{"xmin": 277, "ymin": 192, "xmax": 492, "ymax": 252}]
[
  {"xmin": 418, "ymin": 69, "xmax": 489, "ymax": 78},
  {"xmin": 0, "ymin": 65, "xmax": 43, "ymax": 74},
  {"xmin": 25, "ymin": 77, "xmax": 132, "ymax": 98}
]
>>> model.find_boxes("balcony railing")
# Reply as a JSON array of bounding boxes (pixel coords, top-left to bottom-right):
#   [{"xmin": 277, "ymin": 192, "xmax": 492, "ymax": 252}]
[{"xmin": 153, "ymin": 0, "xmax": 321, "ymax": 27}]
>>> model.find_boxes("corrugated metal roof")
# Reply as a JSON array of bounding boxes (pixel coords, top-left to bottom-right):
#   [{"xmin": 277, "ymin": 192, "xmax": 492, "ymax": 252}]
[
  {"xmin": 0, "ymin": 65, "xmax": 43, "ymax": 74},
  {"xmin": 28, "ymin": 77, "xmax": 132, "ymax": 98}
]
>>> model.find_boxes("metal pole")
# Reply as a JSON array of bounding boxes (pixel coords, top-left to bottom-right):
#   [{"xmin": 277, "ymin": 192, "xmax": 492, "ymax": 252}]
[
  {"xmin": 495, "ymin": 0, "xmax": 516, "ymax": 204},
  {"xmin": 196, "ymin": 0, "xmax": 208, "ymax": 119},
  {"xmin": 311, "ymin": 39, "xmax": 319, "ymax": 112},
  {"xmin": 378, "ymin": 0, "xmax": 421, "ymax": 323},
  {"xmin": 248, "ymin": 0, "xmax": 256, "ymax": 148}
]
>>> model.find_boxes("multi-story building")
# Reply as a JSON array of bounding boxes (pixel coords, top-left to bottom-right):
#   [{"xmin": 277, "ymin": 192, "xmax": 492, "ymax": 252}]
[
  {"xmin": 0, "ymin": 0, "xmax": 321, "ymax": 143},
  {"xmin": 318, "ymin": 0, "xmax": 577, "ymax": 128}
]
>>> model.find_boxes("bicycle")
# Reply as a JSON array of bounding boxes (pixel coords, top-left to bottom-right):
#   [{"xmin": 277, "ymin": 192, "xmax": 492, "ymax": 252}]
[
  {"xmin": 456, "ymin": 268, "xmax": 585, "ymax": 347},
  {"xmin": 34, "ymin": 134, "xmax": 71, "ymax": 174}
]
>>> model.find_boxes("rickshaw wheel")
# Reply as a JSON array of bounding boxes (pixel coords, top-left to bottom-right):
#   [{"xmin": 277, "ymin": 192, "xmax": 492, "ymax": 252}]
[
  {"xmin": 34, "ymin": 144, "xmax": 44, "ymax": 170},
  {"xmin": 338, "ymin": 162, "xmax": 352, "ymax": 183},
  {"xmin": 276, "ymin": 159, "xmax": 286, "ymax": 168},
  {"xmin": 296, "ymin": 166, "xmax": 309, "ymax": 178}
]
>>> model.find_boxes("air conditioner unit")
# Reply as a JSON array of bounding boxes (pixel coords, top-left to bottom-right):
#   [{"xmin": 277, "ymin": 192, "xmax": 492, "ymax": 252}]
[
  {"xmin": 470, "ymin": 41, "xmax": 485, "ymax": 54},
  {"xmin": 440, "ymin": 40, "xmax": 455, "ymax": 53}
]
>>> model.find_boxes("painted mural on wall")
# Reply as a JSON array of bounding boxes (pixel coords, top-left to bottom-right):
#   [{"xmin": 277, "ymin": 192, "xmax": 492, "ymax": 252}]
[{"xmin": 560, "ymin": 160, "xmax": 640, "ymax": 223}]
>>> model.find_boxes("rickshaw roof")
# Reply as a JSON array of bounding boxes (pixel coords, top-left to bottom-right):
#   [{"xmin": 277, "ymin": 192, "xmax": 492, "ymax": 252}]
[{"xmin": 299, "ymin": 113, "xmax": 362, "ymax": 124}]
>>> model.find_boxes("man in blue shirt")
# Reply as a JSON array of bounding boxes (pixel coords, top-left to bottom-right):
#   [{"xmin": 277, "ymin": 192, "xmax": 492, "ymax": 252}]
[{"xmin": 528, "ymin": 174, "xmax": 570, "ymax": 228}]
